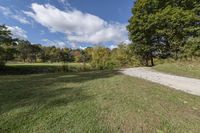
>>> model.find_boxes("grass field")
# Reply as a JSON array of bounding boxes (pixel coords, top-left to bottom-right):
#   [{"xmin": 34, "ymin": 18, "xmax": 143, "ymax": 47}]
[
  {"xmin": 6, "ymin": 62, "xmax": 82, "ymax": 66},
  {"xmin": 154, "ymin": 61, "xmax": 200, "ymax": 79},
  {"xmin": 0, "ymin": 63, "xmax": 92, "ymax": 75},
  {"xmin": 1, "ymin": 71, "xmax": 200, "ymax": 133}
]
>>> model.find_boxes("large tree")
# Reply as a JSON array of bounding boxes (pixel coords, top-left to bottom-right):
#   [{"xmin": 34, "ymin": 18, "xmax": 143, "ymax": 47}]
[
  {"xmin": 0, "ymin": 25, "xmax": 13, "ymax": 65},
  {"xmin": 127, "ymin": 0, "xmax": 200, "ymax": 66}
]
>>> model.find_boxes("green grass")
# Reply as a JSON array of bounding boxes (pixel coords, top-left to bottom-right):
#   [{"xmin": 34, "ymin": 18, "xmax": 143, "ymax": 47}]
[
  {"xmin": 1, "ymin": 63, "xmax": 92, "ymax": 75},
  {"xmin": 154, "ymin": 61, "xmax": 200, "ymax": 79},
  {"xmin": 6, "ymin": 62, "xmax": 82, "ymax": 66},
  {"xmin": 1, "ymin": 71, "xmax": 200, "ymax": 133}
]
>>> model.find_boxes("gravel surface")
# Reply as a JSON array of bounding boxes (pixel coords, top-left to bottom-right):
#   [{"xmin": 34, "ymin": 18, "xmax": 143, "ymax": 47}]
[{"xmin": 121, "ymin": 67, "xmax": 200, "ymax": 96}]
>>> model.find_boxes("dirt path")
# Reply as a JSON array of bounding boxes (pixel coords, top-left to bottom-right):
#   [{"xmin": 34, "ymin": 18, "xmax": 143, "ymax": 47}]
[{"xmin": 121, "ymin": 67, "xmax": 200, "ymax": 96}]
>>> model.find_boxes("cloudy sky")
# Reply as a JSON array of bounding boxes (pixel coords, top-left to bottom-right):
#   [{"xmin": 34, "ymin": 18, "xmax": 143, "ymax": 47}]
[{"xmin": 0, "ymin": 0, "xmax": 133, "ymax": 48}]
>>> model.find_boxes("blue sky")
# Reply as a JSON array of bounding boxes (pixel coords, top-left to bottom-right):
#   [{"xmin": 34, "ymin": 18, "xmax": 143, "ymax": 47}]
[{"xmin": 0, "ymin": 0, "xmax": 133, "ymax": 49}]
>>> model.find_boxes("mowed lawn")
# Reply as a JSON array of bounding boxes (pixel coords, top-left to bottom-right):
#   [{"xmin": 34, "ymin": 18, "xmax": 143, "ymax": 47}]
[
  {"xmin": 154, "ymin": 62, "xmax": 200, "ymax": 79},
  {"xmin": 1, "ymin": 71, "xmax": 200, "ymax": 133}
]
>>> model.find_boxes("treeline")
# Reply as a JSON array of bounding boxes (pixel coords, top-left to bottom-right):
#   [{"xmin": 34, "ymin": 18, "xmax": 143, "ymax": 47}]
[
  {"xmin": 0, "ymin": 25, "xmax": 138, "ymax": 69},
  {"xmin": 1, "ymin": 0, "xmax": 199, "ymax": 69},
  {"xmin": 127, "ymin": 0, "xmax": 200, "ymax": 66},
  {"xmin": 1, "ymin": 39, "xmax": 90, "ymax": 63}
]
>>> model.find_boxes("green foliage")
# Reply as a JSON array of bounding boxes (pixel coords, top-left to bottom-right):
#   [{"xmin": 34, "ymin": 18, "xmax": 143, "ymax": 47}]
[
  {"xmin": 127, "ymin": 0, "xmax": 200, "ymax": 65},
  {"xmin": 0, "ymin": 24, "xmax": 139, "ymax": 70},
  {"xmin": 90, "ymin": 44, "xmax": 139, "ymax": 70},
  {"xmin": 0, "ymin": 47, "xmax": 5, "ymax": 66},
  {"xmin": 90, "ymin": 47, "xmax": 112, "ymax": 70},
  {"xmin": 111, "ymin": 44, "xmax": 140, "ymax": 67},
  {"xmin": 154, "ymin": 61, "xmax": 200, "ymax": 79},
  {"xmin": 0, "ymin": 25, "xmax": 12, "ymax": 43},
  {"xmin": 181, "ymin": 37, "xmax": 200, "ymax": 59},
  {"xmin": 0, "ymin": 25, "xmax": 13, "ymax": 66},
  {"xmin": 1, "ymin": 63, "xmax": 93, "ymax": 74}
]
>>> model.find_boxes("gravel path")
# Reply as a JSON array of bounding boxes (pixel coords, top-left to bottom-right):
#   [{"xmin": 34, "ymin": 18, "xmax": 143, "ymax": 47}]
[{"xmin": 121, "ymin": 67, "xmax": 200, "ymax": 96}]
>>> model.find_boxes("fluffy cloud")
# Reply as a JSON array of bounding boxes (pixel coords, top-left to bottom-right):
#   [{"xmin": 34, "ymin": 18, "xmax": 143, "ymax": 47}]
[
  {"xmin": 24, "ymin": 3, "xmax": 128, "ymax": 44},
  {"xmin": 109, "ymin": 44, "xmax": 118, "ymax": 50},
  {"xmin": 11, "ymin": 14, "xmax": 30, "ymax": 24},
  {"xmin": 42, "ymin": 39, "xmax": 67, "ymax": 48},
  {"xmin": 7, "ymin": 26, "xmax": 28, "ymax": 39},
  {"xmin": 0, "ymin": 5, "xmax": 30, "ymax": 24}
]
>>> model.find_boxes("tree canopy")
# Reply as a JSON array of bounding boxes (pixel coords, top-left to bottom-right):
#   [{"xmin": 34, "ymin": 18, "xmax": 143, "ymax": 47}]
[{"xmin": 127, "ymin": 0, "xmax": 200, "ymax": 66}]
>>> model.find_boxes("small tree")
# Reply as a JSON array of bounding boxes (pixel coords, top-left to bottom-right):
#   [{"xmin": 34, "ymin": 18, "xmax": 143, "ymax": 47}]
[
  {"xmin": 16, "ymin": 40, "xmax": 32, "ymax": 62},
  {"xmin": 91, "ymin": 46, "xmax": 111, "ymax": 70},
  {"xmin": 111, "ymin": 44, "xmax": 139, "ymax": 67}
]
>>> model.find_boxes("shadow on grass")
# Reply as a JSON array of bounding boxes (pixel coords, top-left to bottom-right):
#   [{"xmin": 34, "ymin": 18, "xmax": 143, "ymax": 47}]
[
  {"xmin": 0, "ymin": 64, "xmax": 92, "ymax": 75},
  {"xmin": 0, "ymin": 70, "xmax": 119, "ymax": 114}
]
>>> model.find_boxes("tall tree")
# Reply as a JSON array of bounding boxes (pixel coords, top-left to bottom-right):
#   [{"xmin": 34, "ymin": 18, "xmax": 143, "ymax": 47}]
[
  {"xmin": 127, "ymin": 0, "xmax": 200, "ymax": 65},
  {"xmin": 0, "ymin": 25, "xmax": 13, "ymax": 65}
]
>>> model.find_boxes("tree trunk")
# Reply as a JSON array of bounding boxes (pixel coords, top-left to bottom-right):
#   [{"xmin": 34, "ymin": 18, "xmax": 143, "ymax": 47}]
[
  {"xmin": 175, "ymin": 49, "xmax": 178, "ymax": 60},
  {"xmin": 34, "ymin": 55, "xmax": 36, "ymax": 63},
  {"xmin": 150, "ymin": 56, "xmax": 154, "ymax": 66}
]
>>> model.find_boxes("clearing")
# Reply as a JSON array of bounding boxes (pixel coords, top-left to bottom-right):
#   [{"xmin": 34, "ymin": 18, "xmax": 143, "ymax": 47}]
[{"xmin": 1, "ymin": 71, "xmax": 200, "ymax": 132}]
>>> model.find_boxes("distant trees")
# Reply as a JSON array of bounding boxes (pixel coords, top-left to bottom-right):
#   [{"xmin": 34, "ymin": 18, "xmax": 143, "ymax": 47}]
[
  {"xmin": 0, "ymin": 24, "xmax": 140, "ymax": 70},
  {"xmin": 0, "ymin": 24, "xmax": 139, "ymax": 70},
  {"xmin": 1, "ymin": 25, "xmax": 136, "ymax": 69},
  {"xmin": 127, "ymin": 0, "xmax": 200, "ymax": 66},
  {"xmin": 17, "ymin": 40, "xmax": 31, "ymax": 62}
]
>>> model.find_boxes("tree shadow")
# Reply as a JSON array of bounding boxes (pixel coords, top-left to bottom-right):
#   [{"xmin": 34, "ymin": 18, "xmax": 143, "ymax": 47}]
[
  {"xmin": 0, "ymin": 70, "xmax": 120, "ymax": 114},
  {"xmin": 0, "ymin": 65, "xmax": 93, "ymax": 75}
]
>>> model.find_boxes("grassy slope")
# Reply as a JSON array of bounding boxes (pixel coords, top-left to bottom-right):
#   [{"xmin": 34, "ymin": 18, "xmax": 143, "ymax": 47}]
[
  {"xmin": 154, "ymin": 62, "xmax": 200, "ymax": 79},
  {"xmin": 1, "ymin": 71, "xmax": 200, "ymax": 133}
]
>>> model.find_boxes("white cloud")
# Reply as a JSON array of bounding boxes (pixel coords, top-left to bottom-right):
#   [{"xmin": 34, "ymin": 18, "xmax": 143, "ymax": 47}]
[
  {"xmin": 79, "ymin": 46, "xmax": 87, "ymax": 50},
  {"xmin": 123, "ymin": 39, "xmax": 132, "ymax": 44},
  {"xmin": 0, "ymin": 5, "xmax": 30, "ymax": 24},
  {"xmin": 24, "ymin": 3, "xmax": 128, "ymax": 44},
  {"xmin": 0, "ymin": 5, "xmax": 11, "ymax": 16},
  {"xmin": 12, "ymin": 14, "xmax": 30, "ymax": 24},
  {"xmin": 109, "ymin": 44, "xmax": 118, "ymax": 50},
  {"xmin": 7, "ymin": 26, "xmax": 28, "ymax": 39},
  {"xmin": 58, "ymin": 0, "xmax": 71, "ymax": 7},
  {"xmin": 42, "ymin": 39, "xmax": 67, "ymax": 48}
]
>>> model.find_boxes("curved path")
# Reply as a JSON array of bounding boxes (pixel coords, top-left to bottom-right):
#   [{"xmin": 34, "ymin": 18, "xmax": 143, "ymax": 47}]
[{"xmin": 121, "ymin": 67, "xmax": 200, "ymax": 96}]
